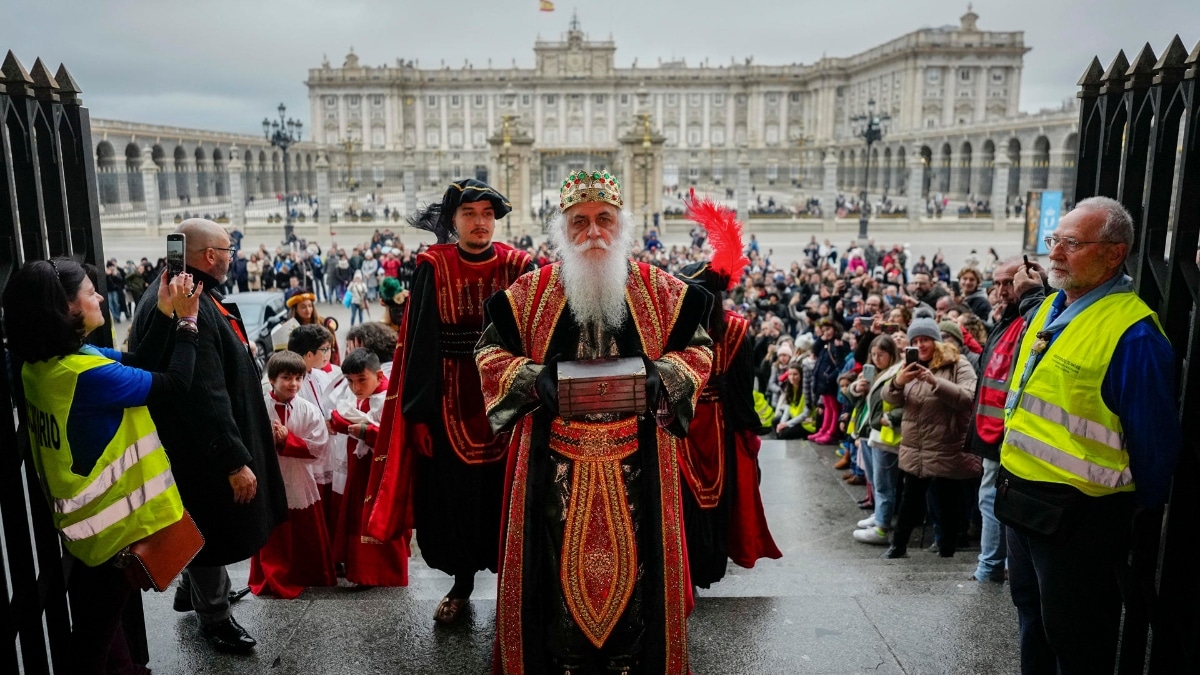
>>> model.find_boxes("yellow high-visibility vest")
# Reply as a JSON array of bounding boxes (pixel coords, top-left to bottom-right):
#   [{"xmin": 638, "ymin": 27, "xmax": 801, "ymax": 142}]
[
  {"xmin": 22, "ymin": 352, "xmax": 184, "ymax": 566},
  {"xmin": 1001, "ymin": 290, "xmax": 1160, "ymax": 497}
]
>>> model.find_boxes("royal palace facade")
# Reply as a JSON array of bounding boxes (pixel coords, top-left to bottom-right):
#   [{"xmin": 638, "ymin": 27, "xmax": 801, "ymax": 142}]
[{"xmin": 305, "ymin": 9, "xmax": 1079, "ymax": 227}]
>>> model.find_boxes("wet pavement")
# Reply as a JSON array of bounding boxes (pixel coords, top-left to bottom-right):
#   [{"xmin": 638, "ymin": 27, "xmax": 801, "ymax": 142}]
[{"xmin": 140, "ymin": 437, "xmax": 1018, "ymax": 674}]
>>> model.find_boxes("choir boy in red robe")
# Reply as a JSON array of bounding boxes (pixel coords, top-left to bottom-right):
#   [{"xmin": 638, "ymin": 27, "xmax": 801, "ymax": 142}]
[
  {"xmin": 249, "ymin": 351, "xmax": 337, "ymax": 598},
  {"xmin": 330, "ymin": 349, "xmax": 408, "ymax": 587}
]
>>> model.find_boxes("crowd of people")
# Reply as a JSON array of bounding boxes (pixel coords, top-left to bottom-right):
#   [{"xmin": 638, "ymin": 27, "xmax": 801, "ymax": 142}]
[{"xmin": 4, "ymin": 160, "xmax": 1182, "ymax": 673}]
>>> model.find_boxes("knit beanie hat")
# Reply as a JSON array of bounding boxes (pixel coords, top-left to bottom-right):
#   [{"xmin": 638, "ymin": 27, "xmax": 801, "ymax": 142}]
[
  {"xmin": 938, "ymin": 320, "xmax": 964, "ymax": 346},
  {"xmin": 907, "ymin": 317, "xmax": 943, "ymax": 343}
]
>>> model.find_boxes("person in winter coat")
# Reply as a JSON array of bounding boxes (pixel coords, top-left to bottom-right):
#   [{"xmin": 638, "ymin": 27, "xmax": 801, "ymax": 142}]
[
  {"xmin": 127, "ymin": 219, "xmax": 287, "ymax": 654},
  {"xmin": 957, "ymin": 267, "xmax": 991, "ymax": 320},
  {"xmin": 880, "ymin": 317, "xmax": 979, "ymax": 559},
  {"xmin": 847, "ymin": 334, "xmax": 904, "ymax": 545},
  {"xmin": 808, "ymin": 319, "xmax": 852, "ymax": 445}
]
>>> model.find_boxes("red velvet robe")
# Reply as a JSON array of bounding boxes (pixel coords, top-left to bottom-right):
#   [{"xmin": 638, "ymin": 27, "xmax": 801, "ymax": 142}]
[
  {"xmin": 476, "ymin": 261, "xmax": 713, "ymax": 674},
  {"xmin": 330, "ymin": 377, "xmax": 409, "ymax": 587},
  {"xmin": 680, "ymin": 312, "xmax": 782, "ymax": 577}
]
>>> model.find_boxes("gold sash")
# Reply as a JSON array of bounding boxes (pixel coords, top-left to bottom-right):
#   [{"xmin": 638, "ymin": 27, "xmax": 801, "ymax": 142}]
[{"xmin": 548, "ymin": 416, "xmax": 640, "ymax": 648}]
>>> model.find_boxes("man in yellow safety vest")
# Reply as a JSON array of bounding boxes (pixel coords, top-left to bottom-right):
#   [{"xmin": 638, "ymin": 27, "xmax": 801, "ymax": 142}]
[{"xmin": 996, "ymin": 196, "xmax": 1180, "ymax": 673}]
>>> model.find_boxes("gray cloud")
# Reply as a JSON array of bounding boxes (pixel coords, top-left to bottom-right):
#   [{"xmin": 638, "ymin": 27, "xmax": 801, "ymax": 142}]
[{"xmin": 6, "ymin": 0, "xmax": 1198, "ymax": 134}]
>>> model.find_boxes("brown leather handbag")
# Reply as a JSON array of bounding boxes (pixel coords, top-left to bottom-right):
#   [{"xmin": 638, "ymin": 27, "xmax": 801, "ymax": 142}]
[{"xmin": 114, "ymin": 510, "xmax": 205, "ymax": 591}]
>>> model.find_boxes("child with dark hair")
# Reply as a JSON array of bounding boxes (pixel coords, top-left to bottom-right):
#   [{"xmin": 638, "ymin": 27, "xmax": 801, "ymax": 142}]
[
  {"xmin": 287, "ymin": 323, "xmax": 344, "ymax": 537},
  {"xmin": 329, "ymin": 348, "xmax": 408, "ymax": 587},
  {"xmin": 344, "ymin": 322, "xmax": 398, "ymax": 378},
  {"xmin": 249, "ymin": 351, "xmax": 336, "ymax": 598}
]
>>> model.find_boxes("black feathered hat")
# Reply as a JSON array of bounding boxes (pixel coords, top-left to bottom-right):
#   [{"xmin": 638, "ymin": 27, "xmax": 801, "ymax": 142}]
[{"xmin": 408, "ymin": 178, "xmax": 511, "ymax": 244}]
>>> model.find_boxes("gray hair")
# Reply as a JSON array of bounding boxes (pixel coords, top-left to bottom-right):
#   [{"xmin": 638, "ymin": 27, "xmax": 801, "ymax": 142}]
[{"xmin": 1075, "ymin": 196, "xmax": 1134, "ymax": 250}]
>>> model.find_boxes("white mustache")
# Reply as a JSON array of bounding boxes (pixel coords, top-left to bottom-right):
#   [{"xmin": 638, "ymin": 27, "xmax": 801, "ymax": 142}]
[{"xmin": 576, "ymin": 239, "xmax": 609, "ymax": 251}]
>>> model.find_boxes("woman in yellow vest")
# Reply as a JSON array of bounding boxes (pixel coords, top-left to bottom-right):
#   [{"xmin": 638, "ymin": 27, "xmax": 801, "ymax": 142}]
[{"xmin": 2, "ymin": 258, "xmax": 202, "ymax": 675}]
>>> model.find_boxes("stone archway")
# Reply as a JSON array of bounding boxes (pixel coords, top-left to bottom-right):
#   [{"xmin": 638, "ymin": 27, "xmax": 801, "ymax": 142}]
[
  {"xmin": 174, "ymin": 146, "xmax": 189, "ymax": 202},
  {"xmin": 1006, "ymin": 138, "xmax": 1021, "ymax": 199},
  {"xmin": 194, "ymin": 147, "xmax": 209, "ymax": 200},
  {"xmin": 96, "ymin": 141, "xmax": 118, "ymax": 205},
  {"xmin": 1032, "ymin": 136, "xmax": 1051, "ymax": 190},
  {"xmin": 895, "ymin": 146, "xmax": 907, "ymax": 197},
  {"xmin": 124, "ymin": 143, "xmax": 144, "ymax": 203},
  {"xmin": 959, "ymin": 141, "xmax": 973, "ymax": 198},
  {"xmin": 919, "ymin": 145, "xmax": 933, "ymax": 198},
  {"xmin": 938, "ymin": 143, "xmax": 952, "ymax": 195},
  {"xmin": 979, "ymin": 140, "xmax": 996, "ymax": 198}
]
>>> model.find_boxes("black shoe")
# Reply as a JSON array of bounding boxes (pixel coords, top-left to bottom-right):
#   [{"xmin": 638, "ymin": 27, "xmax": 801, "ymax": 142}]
[
  {"xmin": 173, "ymin": 586, "xmax": 252, "ymax": 613},
  {"xmin": 882, "ymin": 546, "xmax": 907, "ymax": 559},
  {"xmin": 200, "ymin": 616, "xmax": 257, "ymax": 654}
]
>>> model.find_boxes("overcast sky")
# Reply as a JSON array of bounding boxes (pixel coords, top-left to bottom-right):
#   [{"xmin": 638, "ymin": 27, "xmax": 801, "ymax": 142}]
[{"xmin": 6, "ymin": 0, "xmax": 1198, "ymax": 135}]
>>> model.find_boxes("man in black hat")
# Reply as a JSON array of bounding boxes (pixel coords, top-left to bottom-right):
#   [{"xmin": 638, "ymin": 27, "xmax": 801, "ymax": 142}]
[{"xmin": 366, "ymin": 179, "xmax": 534, "ymax": 625}]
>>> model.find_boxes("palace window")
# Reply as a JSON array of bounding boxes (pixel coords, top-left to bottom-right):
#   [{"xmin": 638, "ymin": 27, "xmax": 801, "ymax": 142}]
[
  {"xmin": 790, "ymin": 92, "xmax": 801, "ymax": 103},
  {"xmin": 473, "ymin": 129, "xmax": 486, "ymax": 147},
  {"xmin": 427, "ymin": 95, "xmax": 437, "ymax": 107},
  {"xmin": 926, "ymin": 70, "xmax": 940, "ymax": 83},
  {"xmin": 450, "ymin": 95, "xmax": 461, "ymax": 107},
  {"xmin": 992, "ymin": 70, "xmax": 1005, "ymax": 83},
  {"xmin": 475, "ymin": 95, "xmax": 484, "ymax": 107},
  {"xmin": 766, "ymin": 92, "xmax": 779, "ymax": 104},
  {"xmin": 371, "ymin": 129, "xmax": 385, "ymax": 149},
  {"xmin": 687, "ymin": 127, "xmax": 701, "ymax": 146},
  {"xmin": 766, "ymin": 163, "xmax": 778, "ymax": 181},
  {"xmin": 689, "ymin": 93, "xmax": 701, "ymax": 107},
  {"xmin": 688, "ymin": 165, "xmax": 700, "ymax": 182},
  {"xmin": 712, "ymin": 165, "xmax": 723, "ymax": 182},
  {"xmin": 712, "ymin": 128, "xmax": 725, "ymax": 146},
  {"xmin": 594, "ymin": 94, "xmax": 605, "ymax": 105},
  {"xmin": 448, "ymin": 128, "xmax": 463, "ymax": 148},
  {"xmin": 324, "ymin": 96, "xmax": 337, "ymax": 108},
  {"xmin": 347, "ymin": 95, "xmax": 361, "ymax": 107},
  {"xmin": 666, "ymin": 93, "xmax": 678, "ymax": 106},
  {"xmin": 372, "ymin": 95, "xmax": 384, "ymax": 107},
  {"xmin": 426, "ymin": 129, "xmax": 439, "ymax": 146},
  {"xmin": 522, "ymin": 94, "xmax": 531, "ymax": 106},
  {"xmin": 713, "ymin": 93, "xmax": 725, "ymax": 106},
  {"xmin": 959, "ymin": 69, "xmax": 972, "ymax": 82},
  {"xmin": 593, "ymin": 127, "xmax": 608, "ymax": 143},
  {"xmin": 620, "ymin": 94, "xmax": 629, "ymax": 105},
  {"xmin": 736, "ymin": 94, "xmax": 747, "ymax": 104},
  {"xmin": 546, "ymin": 94, "xmax": 557, "ymax": 105}
]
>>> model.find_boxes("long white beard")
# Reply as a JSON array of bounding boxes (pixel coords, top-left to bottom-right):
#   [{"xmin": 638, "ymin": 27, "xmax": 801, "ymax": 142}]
[{"xmin": 550, "ymin": 216, "xmax": 634, "ymax": 332}]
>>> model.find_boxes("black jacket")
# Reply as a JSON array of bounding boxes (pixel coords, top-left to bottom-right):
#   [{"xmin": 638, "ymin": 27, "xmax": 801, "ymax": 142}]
[{"xmin": 128, "ymin": 270, "xmax": 286, "ymax": 566}]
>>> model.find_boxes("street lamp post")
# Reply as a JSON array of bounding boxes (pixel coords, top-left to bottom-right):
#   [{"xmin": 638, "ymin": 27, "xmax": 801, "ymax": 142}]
[
  {"xmin": 262, "ymin": 103, "xmax": 302, "ymax": 230},
  {"xmin": 849, "ymin": 98, "xmax": 889, "ymax": 241},
  {"xmin": 500, "ymin": 114, "xmax": 516, "ymax": 238},
  {"xmin": 340, "ymin": 138, "xmax": 362, "ymax": 191}
]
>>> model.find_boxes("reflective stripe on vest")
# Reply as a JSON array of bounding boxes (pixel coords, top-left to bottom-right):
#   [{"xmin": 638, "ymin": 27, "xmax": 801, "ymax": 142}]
[
  {"xmin": 1000, "ymin": 290, "xmax": 1159, "ymax": 497},
  {"xmin": 60, "ymin": 468, "xmax": 176, "ymax": 541},
  {"xmin": 974, "ymin": 318, "xmax": 1024, "ymax": 444},
  {"xmin": 21, "ymin": 352, "xmax": 185, "ymax": 566},
  {"xmin": 55, "ymin": 430, "xmax": 160, "ymax": 515}
]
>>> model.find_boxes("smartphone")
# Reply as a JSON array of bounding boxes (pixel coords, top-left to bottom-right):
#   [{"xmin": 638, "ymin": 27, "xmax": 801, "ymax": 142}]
[
  {"xmin": 862, "ymin": 364, "xmax": 877, "ymax": 382},
  {"xmin": 1023, "ymin": 254, "xmax": 1032, "ymax": 271},
  {"xmin": 861, "ymin": 316, "xmax": 875, "ymax": 329},
  {"xmin": 905, "ymin": 347, "xmax": 919, "ymax": 365},
  {"xmin": 166, "ymin": 233, "xmax": 186, "ymax": 279}
]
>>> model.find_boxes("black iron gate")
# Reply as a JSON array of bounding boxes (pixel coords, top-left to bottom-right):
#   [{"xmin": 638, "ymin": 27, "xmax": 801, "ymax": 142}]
[
  {"xmin": 1073, "ymin": 37, "xmax": 1200, "ymax": 673},
  {"xmin": 1, "ymin": 49, "xmax": 140, "ymax": 673}
]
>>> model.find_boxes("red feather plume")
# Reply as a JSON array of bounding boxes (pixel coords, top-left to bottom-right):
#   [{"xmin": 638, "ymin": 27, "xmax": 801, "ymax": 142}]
[{"xmin": 685, "ymin": 187, "xmax": 748, "ymax": 291}]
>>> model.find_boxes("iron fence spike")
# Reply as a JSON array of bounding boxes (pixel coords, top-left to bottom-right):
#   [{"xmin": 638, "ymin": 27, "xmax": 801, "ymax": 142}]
[
  {"xmin": 1186, "ymin": 38, "xmax": 1200, "ymax": 66},
  {"xmin": 1100, "ymin": 50, "xmax": 1130, "ymax": 83},
  {"xmin": 0, "ymin": 50, "xmax": 34, "ymax": 86},
  {"xmin": 29, "ymin": 58, "xmax": 60, "ymax": 91},
  {"xmin": 54, "ymin": 63, "xmax": 82, "ymax": 97},
  {"xmin": 1077, "ymin": 57, "xmax": 1104, "ymax": 86},
  {"xmin": 1152, "ymin": 36, "xmax": 1190, "ymax": 71},
  {"xmin": 1125, "ymin": 43, "xmax": 1158, "ymax": 76}
]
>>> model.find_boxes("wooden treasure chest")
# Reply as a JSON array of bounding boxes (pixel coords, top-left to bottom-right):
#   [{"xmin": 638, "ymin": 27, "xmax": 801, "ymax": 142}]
[{"xmin": 557, "ymin": 357, "xmax": 647, "ymax": 419}]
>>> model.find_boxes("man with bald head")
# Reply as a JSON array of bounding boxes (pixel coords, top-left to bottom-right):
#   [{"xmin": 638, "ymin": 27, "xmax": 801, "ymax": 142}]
[{"xmin": 128, "ymin": 219, "xmax": 286, "ymax": 653}]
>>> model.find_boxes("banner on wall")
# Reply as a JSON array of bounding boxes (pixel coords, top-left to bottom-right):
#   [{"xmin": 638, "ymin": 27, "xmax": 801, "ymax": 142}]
[{"xmin": 1022, "ymin": 190, "xmax": 1063, "ymax": 256}]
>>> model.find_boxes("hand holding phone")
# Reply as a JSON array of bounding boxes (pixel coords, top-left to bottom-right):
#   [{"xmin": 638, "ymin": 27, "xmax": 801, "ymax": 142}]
[
  {"xmin": 905, "ymin": 347, "xmax": 919, "ymax": 365},
  {"xmin": 166, "ymin": 233, "xmax": 186, "ymax": 279}
]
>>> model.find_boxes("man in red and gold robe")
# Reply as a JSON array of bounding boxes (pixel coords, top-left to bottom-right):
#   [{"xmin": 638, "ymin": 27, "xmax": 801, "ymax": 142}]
[
  {"xmin": 677, "ymin": 260, "xmax": 782, "ymax": 589},
  {"xmin": 475, "ymin": 169, "xmax": 713, "ymax": 674},
  {"xmin": 366, "ymin": 178, "xmax": 533, "ymax": 624}
]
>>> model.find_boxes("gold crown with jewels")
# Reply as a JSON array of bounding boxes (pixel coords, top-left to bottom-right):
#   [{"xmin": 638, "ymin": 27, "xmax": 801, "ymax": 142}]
[{"xmin": 559, "ymin": 169, "xmax": 623, "ymax": 211}]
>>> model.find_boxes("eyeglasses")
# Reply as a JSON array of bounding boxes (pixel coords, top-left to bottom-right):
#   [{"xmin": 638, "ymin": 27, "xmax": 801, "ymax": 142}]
[
  {"xmin": 1043, "ymin": 236, "xmax": 1117, "ymax": 253},
  {"xmin": 204, "ymin": 246, "xmax": 237, "ymax": 256},
  {"xmin": 318, "ymin": 346, "xmax": 332, "ymax": 353}
]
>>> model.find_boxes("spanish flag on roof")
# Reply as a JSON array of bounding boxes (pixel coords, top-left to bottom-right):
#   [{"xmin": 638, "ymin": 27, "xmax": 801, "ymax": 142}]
[{"xmin": 540, "ymin": 0, "xmax": 555, "ymax": 11}]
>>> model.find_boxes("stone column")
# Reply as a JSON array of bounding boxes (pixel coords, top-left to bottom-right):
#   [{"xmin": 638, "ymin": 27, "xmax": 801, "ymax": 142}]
[
  {"xmin": 736, "ymin": 149, "xmax": 751, "ymax": 226},
  {"xmin": 140, "ymin": 147, "xmax": 161, "ymax": 234},
  {"xmin": 117, "ymin": 164, "xmax": 131, "ymax": 211},
  {"xmin": 185, "ymin": 166, "xmax": 199, "ymax": 207},
  {"xmin": 315, "ymin": 151, "xmax": 331, "ymax": 230},
  {"xmin": 991, "ymin": 154, "xmax": 1011, "ymax": 232},
  {"xmin": 227, "ymin": 145, "xmax": 246, "ymax": 227},
  {"xmin": 906, "ymin": 147, "xmax": 924, "ymax": 229},
  {"xmin": 1017, "ymin": 149, "xmax": 1037, "ymax": 199},
  {"xmin": 1047, "ymin": 149, "xmax": 1071, "ymax": 192},
  {"xmin": 822, "ymin": 150, "xmax": 838, "ymax": 232},
  {"xmin": 404, "ymin": 153, "xmax": 418, "ymax": 219}
]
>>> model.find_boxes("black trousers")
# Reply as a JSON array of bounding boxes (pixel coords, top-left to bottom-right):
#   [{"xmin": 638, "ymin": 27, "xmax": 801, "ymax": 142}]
[
  {"xmin": 66, "ymin": 558, "xmax": 148, "ymax": 675},
  {"xmin": 1007, "ymin": 492, "xmax": 1133, "ymax": 674},
  {"xmin": 891, "ymin": 471, "xmax": 972, "ymax": 557}
]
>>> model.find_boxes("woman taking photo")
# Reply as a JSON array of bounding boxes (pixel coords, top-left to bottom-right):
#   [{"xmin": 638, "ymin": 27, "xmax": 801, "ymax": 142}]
[
  {"xmin": 288, "ymin": 291, "xmax": 341, "ymax": 365},
  {"xmin": 879, "ymin": 317, "xmax": 979, "ymax": 559},
  {"xmin": 845, "ymin": 334, "xmax": 904, "ymax": 546},
  {"xmin": 2, "ymin": 258, "xmax": 202, "ymax": 674}
]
